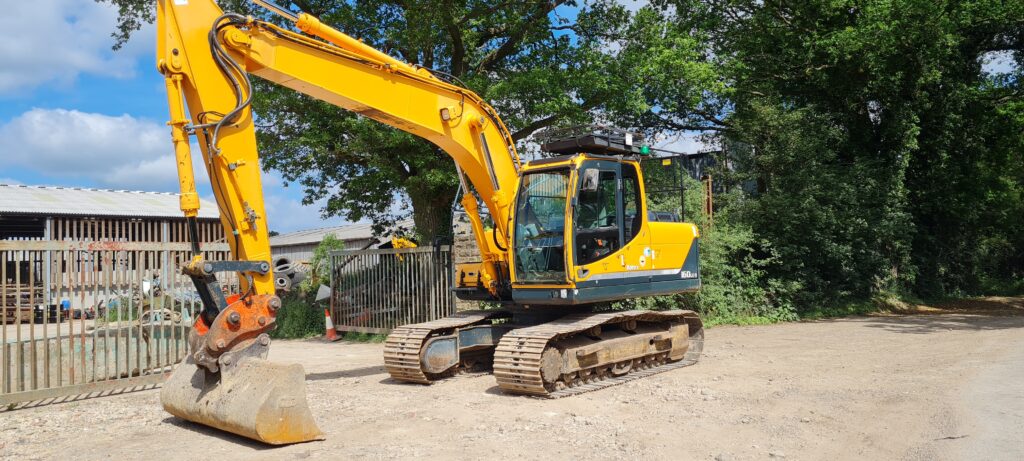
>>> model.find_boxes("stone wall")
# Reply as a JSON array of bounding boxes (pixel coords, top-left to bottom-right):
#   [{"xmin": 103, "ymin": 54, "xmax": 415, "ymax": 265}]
[{"xmin": 452, "ymin": 212, "xmax": 480, "ymax": 311}]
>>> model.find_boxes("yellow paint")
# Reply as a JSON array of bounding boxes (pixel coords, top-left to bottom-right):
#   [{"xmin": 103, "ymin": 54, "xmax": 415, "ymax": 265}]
[
  {"xmin": 391, "ymin": 237, "xmax": 418, "ymax": 249},
  {"xmin": 516, "ymin": 154, "xmax": 700, "ymax": 288},
  {"xmin": 391, "ymin": 237, "xmax": 417, "ymax": 262}
]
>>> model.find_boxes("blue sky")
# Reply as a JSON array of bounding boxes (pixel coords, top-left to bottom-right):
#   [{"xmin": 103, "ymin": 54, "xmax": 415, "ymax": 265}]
[{"xmin": 0, "ymin": 0, "xmax": 347, "ymax": 233}]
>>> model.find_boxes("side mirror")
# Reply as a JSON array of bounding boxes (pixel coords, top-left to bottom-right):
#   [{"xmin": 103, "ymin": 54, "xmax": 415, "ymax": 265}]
[{"xmin": 581, "ymin": 169, "xmax": 600, "ymax": 192}]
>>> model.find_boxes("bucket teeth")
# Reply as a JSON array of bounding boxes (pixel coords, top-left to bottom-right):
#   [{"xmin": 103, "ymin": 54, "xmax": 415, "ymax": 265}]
[{"xmin": 161, "ymin": 355, "xmax": 324, "ymax": 445}]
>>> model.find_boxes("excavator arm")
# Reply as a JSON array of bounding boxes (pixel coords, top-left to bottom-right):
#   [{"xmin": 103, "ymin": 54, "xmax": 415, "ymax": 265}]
[
  {"xmin": 157, "ymin": 0, "xmax": 523, "ymax": 445},
  {"xmin": 160, "ymin": 0, "xmax": 519, "ymax": 302}
]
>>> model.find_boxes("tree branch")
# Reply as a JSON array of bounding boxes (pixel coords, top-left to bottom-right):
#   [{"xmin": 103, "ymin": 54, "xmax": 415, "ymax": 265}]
[
  {"xmin": 511, "ymin": 97, "xmax": 602, "ymax": 141},
  {"xmin": 475, "ymin": 0, "xmax": 567, "ymax": 74},
  {"xmin": 662, "ymin": 119, "xmax": 731, "ymax": 132},
  {"xmin": 512, "ymin": 113, "xmax": 562, "ymax": 141},
  {"xmin": 457, "ymin": 0, "xmax": 518, "ymax": 25},
  {"xmin": 441, "ymin": 0, "xmax": 468, "ymax": 76},
  {"xmin": 290, "ymin": 0, "xmax": 327, "ymax": 18},
  {"xmin": 475, "ymin": 25, "xmax": 512, "ymax": 47},
  {"xmin": 690, "ymin": 109, "xmax": 733, "ymax": 128}
]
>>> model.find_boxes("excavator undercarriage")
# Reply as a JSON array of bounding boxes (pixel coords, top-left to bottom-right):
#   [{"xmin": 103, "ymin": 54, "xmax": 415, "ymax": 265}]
[{"xmin": 384, "ymin": 308, "xmax": 704, "ymax": 397}]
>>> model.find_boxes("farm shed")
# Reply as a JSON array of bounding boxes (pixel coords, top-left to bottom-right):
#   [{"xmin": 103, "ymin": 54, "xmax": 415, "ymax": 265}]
[
  {"xmin": 0, "ymin": 184, "xmax": 223, "ymax": 320},
  {"xmin": 0, "ymin": 184, "xmax": 223, "ymax": 243},
  {"xmin": 270, "ymin": 220, "xmax": 413, "ymax": 265}
]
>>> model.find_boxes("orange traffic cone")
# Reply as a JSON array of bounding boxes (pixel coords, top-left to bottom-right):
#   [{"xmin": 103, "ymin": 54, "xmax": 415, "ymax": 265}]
[{"xmin": 324, "ymin": 308, "xmax": 341, "ymax": 342}]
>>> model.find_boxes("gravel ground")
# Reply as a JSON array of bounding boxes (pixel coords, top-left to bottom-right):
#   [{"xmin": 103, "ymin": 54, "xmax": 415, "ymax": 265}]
[{"xmin": 2, "ymin": 299, "xmax": 1022, "ymax": 461}]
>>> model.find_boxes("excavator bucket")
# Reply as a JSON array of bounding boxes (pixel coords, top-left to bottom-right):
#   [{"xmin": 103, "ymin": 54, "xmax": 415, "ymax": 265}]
[{"xmin": 161, "ymin": 350, "xmax": 323, "ymax": 444}]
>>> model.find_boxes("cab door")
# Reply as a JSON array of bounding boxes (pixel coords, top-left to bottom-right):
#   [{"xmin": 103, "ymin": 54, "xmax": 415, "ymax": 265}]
[
  {"xmin": 572, "ymin": 160, "xmax": 651, "ymax": 281},
  {"xmin": 511, "ymin": 169, "xmax": 572, "ymax": 285}
]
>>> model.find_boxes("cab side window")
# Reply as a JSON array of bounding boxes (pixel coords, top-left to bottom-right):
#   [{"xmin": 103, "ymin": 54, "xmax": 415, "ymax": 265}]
[
  {"xmin": 575, "ymin": 167, "xmax": 620, "ymax": 265},
  {"xmin": 622, "ymin": 164, "xmax": 642, "ymax": 243}
]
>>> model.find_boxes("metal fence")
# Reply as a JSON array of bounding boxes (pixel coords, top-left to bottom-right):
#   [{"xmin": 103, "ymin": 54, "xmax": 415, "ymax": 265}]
[
  {"xmin": 0, "ymin": 239, "xmax": 233, "ymax": 406},
  {"xmin": 329, "ymin": 246, "xmax": 457, "ymax": 334}
]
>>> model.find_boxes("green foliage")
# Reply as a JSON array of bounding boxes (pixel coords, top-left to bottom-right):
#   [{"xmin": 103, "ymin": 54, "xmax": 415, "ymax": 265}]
[
  {"xmin": 269, "ymin": 291, "xmax": 325, "ymax": 339},
  {"xmin": 300, "ymin": 234, "xmax": 345, "ymax": 292},
  {"xmin": 272, "ymin": 235, "xmax": 344, "ymax": 339},
  {"xmin": 104, "ymin": 296, "xmax": 139, "ymax": 322},
  {"xmin": 616, "ymin": 176, "xmax": 798, "ymax": 323},
  {"xmin": 341, "ymin": 332, "xmax": 387, "ymax": 343},
  {"xmin": 798, "ymin": 299, "xmax": 894, "ymax": 322},
  {"xmin": 727, "ymin": 103, "xmax": 914, "ymax": 309},
  {"xmin": 680, "ymin": 0, "xmax": 1024, "ymax": 308}
]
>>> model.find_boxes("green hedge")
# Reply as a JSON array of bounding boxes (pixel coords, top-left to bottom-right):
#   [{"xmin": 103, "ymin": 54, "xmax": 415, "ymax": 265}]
[{"xmin": 269, "ymin": 291, "xmax": 325, "ymax": 339}]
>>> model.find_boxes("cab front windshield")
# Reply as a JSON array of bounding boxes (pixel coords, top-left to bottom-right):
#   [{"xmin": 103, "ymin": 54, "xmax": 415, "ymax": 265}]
[{"xmin": 514, "ymin": 170, "xmax": 568, "ymax": 283}]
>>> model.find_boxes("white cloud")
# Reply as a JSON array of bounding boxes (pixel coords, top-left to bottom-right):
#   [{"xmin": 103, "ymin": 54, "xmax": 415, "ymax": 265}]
[
  {"xmin": 0, "ymin": 107, "xmax": 343, "ymax": 232},
  {"xmin": 0, "ymin": 108, "xmax": 183, "ymax": 190},
  {"xmin": 0, "ymin": 0, "xmax": 153, "ymax": 94},
  {"xmin": 0, "ymin": 177, "xmax": 23, "ymax": 185}
]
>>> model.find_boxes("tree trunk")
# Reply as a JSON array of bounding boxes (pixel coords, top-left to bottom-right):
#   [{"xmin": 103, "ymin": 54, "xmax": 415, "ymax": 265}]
[{"xmin": 407, "ymin": 183, "xmax": 458, "ymax": 243}]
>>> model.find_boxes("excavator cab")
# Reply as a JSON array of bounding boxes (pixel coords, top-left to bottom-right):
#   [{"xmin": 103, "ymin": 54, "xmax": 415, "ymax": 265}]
[{"xmin": 506, "ymin": 127, "xmax": 702, "ymax": 305}]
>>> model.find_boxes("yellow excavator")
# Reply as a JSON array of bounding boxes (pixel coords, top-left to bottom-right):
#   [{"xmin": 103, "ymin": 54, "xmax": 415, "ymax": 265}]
[{"xmin": 156, "ymin": 0, "xmax": 704, "ymax": 445}]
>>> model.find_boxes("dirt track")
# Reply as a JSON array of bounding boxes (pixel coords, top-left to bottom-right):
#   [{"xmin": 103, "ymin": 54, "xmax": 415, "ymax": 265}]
[{"xmin": 2, "ymin": 299, "xmax": 1023, "ymax": 461}]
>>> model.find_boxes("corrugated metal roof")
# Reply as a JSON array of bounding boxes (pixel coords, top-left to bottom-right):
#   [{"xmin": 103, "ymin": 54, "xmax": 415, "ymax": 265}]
[
  {"xmin": 270, "ymin": 219, "xmax": 414, "ymax": 247},
  {"xmin": 0, "ymin": 184, "xmax": 220, "ymax": 219}
]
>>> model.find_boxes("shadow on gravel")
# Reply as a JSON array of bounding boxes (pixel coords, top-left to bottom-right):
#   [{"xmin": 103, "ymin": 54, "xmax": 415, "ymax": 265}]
[
  {"xmin": 161, "ymin": 417, "xmax": 285, "ymax": 449},
  {"xmin": 859, "ymin": 313, "xmax": 1024, "ymax": 335},
  {"xmin": 828, "ymin": 296, "xmax": 1024, "ymax": 335},
  {"xmin": 306, "ymin": 365, "xmax": 385, "ymax": 381},
  {"xmin": 483, "ymin": 385, "xmax": 526, "ymax": 396},
  {"xmin": 0, "ymin": 384, "xmax": 160, "ymax": 412},
  {"xmin": 378, "ymin": 377, "xmax": 409, "ymax": 386}
]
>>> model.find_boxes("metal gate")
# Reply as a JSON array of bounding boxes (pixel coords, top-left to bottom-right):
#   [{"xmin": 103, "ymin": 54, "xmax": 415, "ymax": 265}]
[
  {"xmin": 0, "ymin": 240, "xmax": 232, "ymax": 406},
  {"xmin": 329, "ymin": 246, "xmax": 456, "ymax": 334}
]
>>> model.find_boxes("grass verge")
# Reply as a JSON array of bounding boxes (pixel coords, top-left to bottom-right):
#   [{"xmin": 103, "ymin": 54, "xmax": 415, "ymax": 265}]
[
  {"xmin": 704, "ymin": 292, "xmax": 1024, "ymax": 327},
  {"xmin": 341, "ymin": 332, "xmax": 387, "ymax": 343}
]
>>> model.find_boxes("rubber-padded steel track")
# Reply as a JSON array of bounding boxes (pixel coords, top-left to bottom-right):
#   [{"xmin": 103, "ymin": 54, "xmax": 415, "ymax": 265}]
[
  {"xmin": 384, "ymin": 310, "xmax": 508, "ymax": 383},
  {"xmin": 493, "ymin": 310, "xmax": 703, "ymax": 397}
]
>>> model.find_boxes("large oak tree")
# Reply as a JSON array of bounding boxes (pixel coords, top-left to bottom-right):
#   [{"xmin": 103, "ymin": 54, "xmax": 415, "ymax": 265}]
[{"xmin": 101, "ymin": 0, "xmax": 721, "ymax": 240}]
